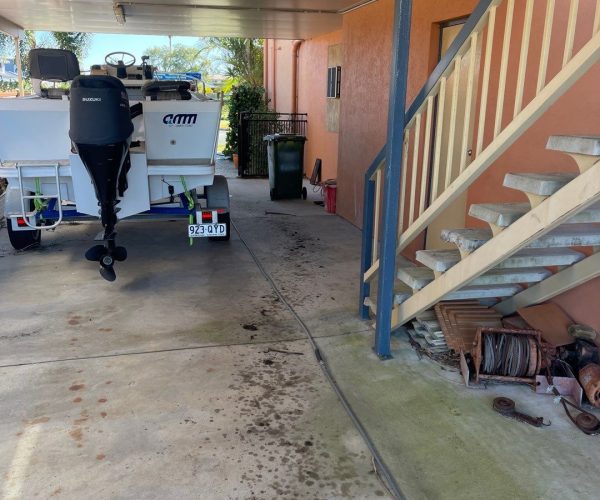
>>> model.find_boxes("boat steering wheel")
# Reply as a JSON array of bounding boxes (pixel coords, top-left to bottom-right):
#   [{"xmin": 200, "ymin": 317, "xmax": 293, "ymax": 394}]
[{"xmin": 105, "ymin": 51, "xmax": 136, "ymax": 68}]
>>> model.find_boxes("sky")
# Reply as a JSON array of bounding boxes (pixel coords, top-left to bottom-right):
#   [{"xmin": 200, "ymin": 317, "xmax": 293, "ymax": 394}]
[
  {"xmin": 0, "ymin": 32, "xmax": 225, "ymax": 75},
  {"xmin": 81, "ymin": 33, "xmax": 199, "ymax": 70}
]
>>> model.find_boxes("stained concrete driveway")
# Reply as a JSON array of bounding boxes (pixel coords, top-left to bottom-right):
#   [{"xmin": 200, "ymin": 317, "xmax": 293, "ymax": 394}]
[
  {"xmin": 0, "ymin": 164, "xmax": 386, "ymax": 499},
  {"xmin": 4, "ymin": 160, "xmax": 598, "ymax": 500}
]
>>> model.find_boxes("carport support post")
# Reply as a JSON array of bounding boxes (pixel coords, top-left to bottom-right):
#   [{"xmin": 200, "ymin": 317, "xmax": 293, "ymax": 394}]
[
  {"xmin": 373, "ymin": 0, "xmax": 412, "ymax": 359},
  {"xmin": 14, "ymin": 35, "xmax": 23, "ymax": 97}
]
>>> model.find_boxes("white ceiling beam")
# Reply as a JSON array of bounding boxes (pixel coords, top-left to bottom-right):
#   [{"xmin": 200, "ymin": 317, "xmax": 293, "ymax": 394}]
[
  {"xmin": 0, "ymin": 0, "xmax": 379, "ymax": 39},
  {"xmin": 0, "ymin": 15, "xmax": 24, "ymax": 38}
]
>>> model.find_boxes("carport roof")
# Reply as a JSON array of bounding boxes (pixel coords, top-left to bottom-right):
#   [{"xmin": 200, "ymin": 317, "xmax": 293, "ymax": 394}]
[{"xmin": 0, "ymin": 0, "xmax": 376, "ymax": 40}]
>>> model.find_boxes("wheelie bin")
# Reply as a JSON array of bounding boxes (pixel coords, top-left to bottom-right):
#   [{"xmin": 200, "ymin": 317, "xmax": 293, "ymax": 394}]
[{"xmin": 264, "ymin": 134, "xmax": 307, "ymax": 200}]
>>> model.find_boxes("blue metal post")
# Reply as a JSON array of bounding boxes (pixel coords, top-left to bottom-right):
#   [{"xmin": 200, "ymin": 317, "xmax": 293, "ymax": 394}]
[
  {"xmin": 373, "ymin": 0, "xmax": 413, "ymax": 359},
  {"xmin": 359, "ymin": 176, "xmax": 376, "ymax": 319}
]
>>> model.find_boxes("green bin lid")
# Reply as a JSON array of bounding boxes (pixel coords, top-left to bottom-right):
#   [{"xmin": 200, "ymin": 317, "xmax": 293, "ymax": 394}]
[{"xmin": 263, "ymin": 133, "xmax": 306, "ymax": 142}]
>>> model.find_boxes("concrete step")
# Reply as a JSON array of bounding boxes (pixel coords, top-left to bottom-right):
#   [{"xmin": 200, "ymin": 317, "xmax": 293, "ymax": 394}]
[
  {"xmin": 397, "ymin": 267, "xmax": 435, "ymax": 290},
  {"xmin": 547, "ymin": 135, "xmax": 600, "ymax": 156},
  {"xmin": 363, "ymin": 297, "xmax": 376, "ymax": 315},
  {"xmin": 442, "ymin": 223, "xmax": 600, "ymax": 255},
  {"xmin": 394, "ymin": 282, "xmax": 413, "ymax": 305},
  {"xmin": 397, "ymin": 265, "xmax": 551, "ymax": 291},
  {"xmin": 397, "ymin": 255, "xmax": 417, "ymax": 268},
  {"xmin": 394, "ymin": 284, "xmax": 522, "ymax": 305},
  {"xmin": 415, "ymin": 247, "xmax": 586, "ymax": 273},
  {"xmin": 546, "ymin": 135, "xmax": 600, "ymax": 172},
  {"xmin": 471, "ymin": 267, "xmax": 551, "ymax": 285},
  {"xmin": 469, "ymin": 201, "xmax": 600, "ymax": 227},
  {"xmin": 503, "ymin": 172, "xmax": 577, "ymax": 197},
  {"xmin": 440, "ymin": 227, "xmax": 493, "ymax": 254},
  {"xmin": 468, "ymin": 202, "xmax": 530, "ymax": 227}
]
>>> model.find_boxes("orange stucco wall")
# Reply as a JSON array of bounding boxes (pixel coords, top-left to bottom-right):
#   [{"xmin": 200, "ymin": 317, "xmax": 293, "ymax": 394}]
[
  {"xmin": 406, "ymin": 0, "xmax": 479, "ymax": 105},
  {"xmin": 265, "ymin": 0, "xmax": 478, "ymax": 218},
  {"xmin": 335, "ymin": 0, "xmax": 394, "ymax": 227},
  {"xmin": 297, "ymin": 31, "xmax": 343, "ymax": 181},
  {"xmin": 264, "ymin": 34, "xmax": 342, "ymax": 180},
  {"xmin": 466, "ymin": 0, "xmax": 600, "ymax": 214},
  {"xmin": 264, "ymin": 39, "xmax": 295, "ymax": 112},
  {"xmin": 336, "ymin": 0, "xmax": 478, "ymax": 228},
  {"xmin": 265, "ymin": 0, "xmax": 600, "ymax": 325}
]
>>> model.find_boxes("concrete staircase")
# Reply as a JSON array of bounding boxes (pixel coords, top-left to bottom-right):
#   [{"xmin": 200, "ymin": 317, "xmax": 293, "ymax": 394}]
[
  {"xmin": 439, "ymin": 224, "xmax": 600, "ymax": 256},
  {"xmin": 389, "ymin": 135, "xmax": 600, "ymax": 326},
  {"xmin": 468, "ymin": 199, "xmax": 600, "ymax": 235}
]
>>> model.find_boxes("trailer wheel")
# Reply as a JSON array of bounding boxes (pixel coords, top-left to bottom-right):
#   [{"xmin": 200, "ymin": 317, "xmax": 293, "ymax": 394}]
[
  {"xmin": 6, "ymin": 221, "xmax": 41, "ymax": 250},
  {"xmin": 210, "ymin": 212, "xmax": 230, "ymax": 242}
]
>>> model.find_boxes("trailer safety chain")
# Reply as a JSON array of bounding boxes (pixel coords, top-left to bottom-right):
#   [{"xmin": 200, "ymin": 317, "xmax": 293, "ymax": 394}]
[
  {"xmin": 232, "ymin": 219, "xmax": 406, "ymax": 500},
  {"xmin": 180, "ymin": 176, "xmax": 194, "ymax": 246}
]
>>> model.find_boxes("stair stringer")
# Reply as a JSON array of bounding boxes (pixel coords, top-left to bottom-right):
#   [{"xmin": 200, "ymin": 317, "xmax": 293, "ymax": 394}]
[{"xmin": 494, "ymin": 251, "xmax": 600, "ymax": 315}]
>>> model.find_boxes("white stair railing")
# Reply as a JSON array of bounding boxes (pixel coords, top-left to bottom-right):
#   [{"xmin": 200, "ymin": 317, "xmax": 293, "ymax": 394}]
[{"xmin": 363, "ymin": 0, "xmax": 600, "ymax": 295}]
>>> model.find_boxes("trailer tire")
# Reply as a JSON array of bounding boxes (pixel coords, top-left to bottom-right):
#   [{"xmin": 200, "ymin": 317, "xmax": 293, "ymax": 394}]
[
  {"xmin": 209, "ymin": 212, "xmax": 230, "ymax": 242},
  {"xmin": 206, "ymin": 175, "xmax": 230, "ymax": 242},
  {"xmin": 6, "ymin": 221, "xmax": 41, "ymax": 250}
]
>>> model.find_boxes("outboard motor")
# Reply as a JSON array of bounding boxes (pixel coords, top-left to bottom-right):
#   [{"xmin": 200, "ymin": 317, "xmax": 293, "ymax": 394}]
[{"xmin": 69, "ymin": 75, "xmax": 133, "ymax": 281}]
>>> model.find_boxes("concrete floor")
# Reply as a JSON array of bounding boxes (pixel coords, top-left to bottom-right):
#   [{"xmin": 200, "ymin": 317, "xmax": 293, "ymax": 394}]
[
  {"xmin": 1, "ymin": 161, "xmax": 599, "ymax": 499},
  {"xmin": 0, "ymin": 163, "xmax": 385, "ymax": 500}
]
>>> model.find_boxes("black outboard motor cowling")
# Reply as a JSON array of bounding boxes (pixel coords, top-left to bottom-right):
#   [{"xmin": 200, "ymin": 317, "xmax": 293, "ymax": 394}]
[
  {"xmin": 69, "ymin": 75, "xmax": 134, "ymax": 281},
  {"xmin": 70, "ymin": 75, "xmax": 133, "ymax": 144}
]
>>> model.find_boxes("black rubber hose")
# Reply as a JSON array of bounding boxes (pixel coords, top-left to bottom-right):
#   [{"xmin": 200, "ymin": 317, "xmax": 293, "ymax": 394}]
[{"xmin": 232, "ymin": 219, "xmax": 405, "ymax": 500}]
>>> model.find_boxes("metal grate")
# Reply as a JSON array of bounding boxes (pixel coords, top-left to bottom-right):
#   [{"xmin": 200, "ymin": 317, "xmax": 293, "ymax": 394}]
[{"xmin": 238, "ymin": 112, "xmax": 308, "ymax": 177}]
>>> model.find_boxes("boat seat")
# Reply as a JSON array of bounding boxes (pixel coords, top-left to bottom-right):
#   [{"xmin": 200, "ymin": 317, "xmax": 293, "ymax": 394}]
[
  {"xmin": 142, "ymin": 80, "xmax": 191, "ymax": 101},
  {"xmin": 28, "ymin": 48, "xmax": 80, "ymax": 99}
]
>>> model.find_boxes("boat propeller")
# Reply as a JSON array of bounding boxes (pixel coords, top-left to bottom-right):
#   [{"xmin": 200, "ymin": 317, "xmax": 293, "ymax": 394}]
[{"xmin": 85, "ymin": 242, "xmax": 127, "ymax": 282}]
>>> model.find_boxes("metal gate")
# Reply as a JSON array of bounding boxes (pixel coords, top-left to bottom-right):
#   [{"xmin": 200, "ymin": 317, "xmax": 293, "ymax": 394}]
[{"xmin": 238, "ymin": 112, "xmax": 308, "ymax": 177}]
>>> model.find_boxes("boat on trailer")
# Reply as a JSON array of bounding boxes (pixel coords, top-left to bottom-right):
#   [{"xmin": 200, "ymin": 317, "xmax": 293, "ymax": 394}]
[{"xmin": 0, "ymin": 48, "xmax": 230, "ymax": 281}]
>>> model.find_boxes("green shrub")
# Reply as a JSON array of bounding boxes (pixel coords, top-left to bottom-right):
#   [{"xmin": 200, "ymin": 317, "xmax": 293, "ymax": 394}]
[
  {"xmin": 0, "ymin": 80, "xmax": 19, "ymax": 92},
  {"xmin": 0, "ymin": 79, "xmax": 33, "ymax": 94},
  {"xmin": 224, "ymin": 83, "xmax": 267, "ymax": 156}
]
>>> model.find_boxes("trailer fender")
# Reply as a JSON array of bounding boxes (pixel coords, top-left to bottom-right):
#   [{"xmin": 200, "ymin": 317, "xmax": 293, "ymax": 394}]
[
  {"xmin": 3, "ymin": 187, "xmax": 27, "ymax": 218},
  {"xmin": 206, "ymin": 175, "xmax": 230, "ymax": 211}
]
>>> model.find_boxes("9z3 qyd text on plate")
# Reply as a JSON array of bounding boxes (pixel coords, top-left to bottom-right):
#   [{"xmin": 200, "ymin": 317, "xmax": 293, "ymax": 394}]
[{"xmin": 188, "ymin": 223, "xmax": 227, "ymax": 238}]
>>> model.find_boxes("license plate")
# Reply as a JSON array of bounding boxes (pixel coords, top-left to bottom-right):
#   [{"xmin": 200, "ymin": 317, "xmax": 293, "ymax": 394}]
[{"xmin": 188, "ymin": 223, "xmax": 227, "ymax": 238}]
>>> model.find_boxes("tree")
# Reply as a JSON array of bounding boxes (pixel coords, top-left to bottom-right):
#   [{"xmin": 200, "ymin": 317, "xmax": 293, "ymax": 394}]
[
  {"xmin": 0, "ymin": 31, "xmax": 35, "ymax": 72},
  {"xmin": 145, "ymin": 42, "xmax": 213, "ymax": 75},
  {"xmin": 0, "ymin": 31, "xmax": 91, "ymax": 72},
  {"xmin": 51, "ymin": 32, "xmax": 92, "ymax": 60},
  {"xmin": 209, "ymin": 38, "xmax": 263, "ymax": 86},
  {"xmin": 0, "ymin": 33, "xmax": 10, "ymax": 60}
]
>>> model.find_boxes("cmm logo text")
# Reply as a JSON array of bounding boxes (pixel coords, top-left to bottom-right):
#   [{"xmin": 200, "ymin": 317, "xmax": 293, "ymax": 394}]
[{"xmin": 162, "ymin": 113, "xmax": 197, "ymax": 127}]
